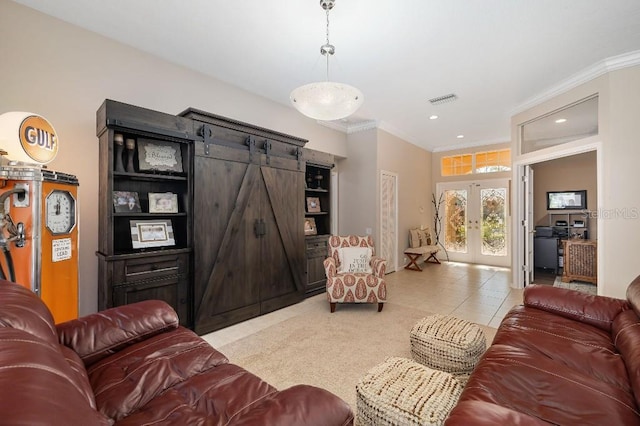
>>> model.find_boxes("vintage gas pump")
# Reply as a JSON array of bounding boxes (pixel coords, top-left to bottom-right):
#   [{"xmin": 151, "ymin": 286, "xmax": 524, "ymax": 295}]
[{"xmin": 0, "ymin": 112, "xmax": 79, "ymax": 323}]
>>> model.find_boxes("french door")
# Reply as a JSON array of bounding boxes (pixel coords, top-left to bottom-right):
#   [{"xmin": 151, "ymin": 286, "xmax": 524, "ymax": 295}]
[{"xmin": 437, "ymin": 179, "xmax": 510, "ymax": 267}]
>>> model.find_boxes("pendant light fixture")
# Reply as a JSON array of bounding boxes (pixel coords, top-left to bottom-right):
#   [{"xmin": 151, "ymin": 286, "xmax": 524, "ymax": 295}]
[{"xmin": 290, "ymin": 0, "xmax": 363, "ymax": 121}]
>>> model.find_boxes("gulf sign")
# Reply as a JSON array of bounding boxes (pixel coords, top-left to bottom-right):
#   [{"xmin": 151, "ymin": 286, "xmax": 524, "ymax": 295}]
[{"xmin": 0, "ymin": 112, "xmax": 59, "ymax": 164}]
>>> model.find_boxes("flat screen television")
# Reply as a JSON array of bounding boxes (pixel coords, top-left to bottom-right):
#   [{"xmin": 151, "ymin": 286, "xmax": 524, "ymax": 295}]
[{"xmin": 547, "ymin": 190, "xmax": 587, "ymax": 210}]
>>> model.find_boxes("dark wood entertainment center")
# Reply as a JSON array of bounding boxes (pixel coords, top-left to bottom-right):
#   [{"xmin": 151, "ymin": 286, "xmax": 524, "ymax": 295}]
[{"xmin": 96, "ymin": 100, "xmax": 334, "ymax": 334}]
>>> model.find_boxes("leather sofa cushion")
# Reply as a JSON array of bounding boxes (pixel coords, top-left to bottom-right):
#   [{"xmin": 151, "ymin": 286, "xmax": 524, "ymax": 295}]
[
  {"xmin": 524, "ymin": 284, "xmax": 629, "ymax": 332},
  {"xmin": 0, "ymin": 281, "xmax": 57, "ymax": 345},
  {"xmin": 612, "ymin": 308, "xmax": 640, "ymax": 408},
  {"xmin": 494, "ymin": 306, "xmax": 630, "ymax": 390},
  {"xmin": 88, "ymin": 324, "xmax": 353, "ymax": 425},
  {"xmin": 446, "ymin": 400, "xmax": 550, "ymax": 425},
  {"xmin": 88, "ymin": 326, "xmax": 229, "ymax": 421},
  {"xmin": 58, "ymin": 299, "xmax": 180, "ymax": 367},
  {"xmin": 457, "ymin": 343, "xmax": 639, "ymax": 425},
  {"xmin": 0, "ymin": 328, "xmax": 111, "ymax": 425}
]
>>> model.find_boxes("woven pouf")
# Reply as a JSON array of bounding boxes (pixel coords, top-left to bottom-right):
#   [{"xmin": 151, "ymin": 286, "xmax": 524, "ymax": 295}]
[
  {"xmin": 356, "ymin": 357, "xmax": 463, "ymax": 426},
  {"xmin": 410, "ymin": 315, "xmax": 486, "ymax": 375}
]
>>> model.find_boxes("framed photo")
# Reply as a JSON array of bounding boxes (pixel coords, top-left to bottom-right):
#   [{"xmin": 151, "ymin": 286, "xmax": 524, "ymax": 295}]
[
  {"xmin": 137, "ymin": 138, "xmax": 183, "ymax": 173},
  {"xmin": 130, "ymin": 219, "xmax": 175, "ymax": 249},
  {"xmin": 113, "ymin": 191, "xmax": 141, "ymax": 213},
  {"xmin": 304, "ymin": 217, "xmax": 317, "ymax": 236},
  {"xmin": 149, "ymin": 192, "xmax": 179, "ymax": 213},
  {"xmin": 306, "ymin": 197, "xmax": 321, "ymax": 213}
]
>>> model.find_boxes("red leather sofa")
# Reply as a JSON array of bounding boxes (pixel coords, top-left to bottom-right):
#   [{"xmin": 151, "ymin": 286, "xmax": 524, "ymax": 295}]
[
  {"xmin": 0, "ymin": 280, "xmax": 353, "ymax": 425},
  {"xmin": 446, "ymin": 276, "xmax": 640, "ymax": 425}
]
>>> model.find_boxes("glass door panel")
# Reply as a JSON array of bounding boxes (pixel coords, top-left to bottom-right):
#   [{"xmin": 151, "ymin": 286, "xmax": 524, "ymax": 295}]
[
  {"xmin": 444, "ymin": 189, "xmax": 468, "ymax": 253},
  {"xmin": 437, "ymin": 180, "xmax": 510, "ymax": 267}
]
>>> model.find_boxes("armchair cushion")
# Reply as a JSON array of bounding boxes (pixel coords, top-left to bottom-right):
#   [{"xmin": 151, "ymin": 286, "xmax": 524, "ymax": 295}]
[{"xmin": 338, "ymin": 247, "xmax": 373, "ymax": 273}]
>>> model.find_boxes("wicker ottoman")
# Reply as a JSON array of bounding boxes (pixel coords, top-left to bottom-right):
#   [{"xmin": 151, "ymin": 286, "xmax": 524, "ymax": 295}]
[
  {"xmin": 410, "ymin": 315, "xmax": 486, "ymax": 376},
  {"xmin": 356, "ymin": 357, "xmax": 463, "ymax": 426}
]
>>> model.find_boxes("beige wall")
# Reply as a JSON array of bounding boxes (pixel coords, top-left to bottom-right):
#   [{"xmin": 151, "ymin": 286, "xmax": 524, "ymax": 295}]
[
  {"xmin": 338, "ymin": 128, "xmax": 432, "ymax": 270},
  {"xmin": 531, "ymin": 151, "xmax": 597, "ymax": 238},
  {"xmin": 603, "ymin": 66, "xmax": 640, "ymax": 297},
  {"xmin": 0, "ymin": 1, "xmax": 348, "ymax": 315},
  {"xmin": 512, "ymin": 65, "xmax": 640, "ymax": 298},
  {"xmin": 338, "ymin": 129, "xmax": 377, "ymax": 236},
  {"xmin": 377, "ymin": 130, "xmax": 432, "ymax": 267}
]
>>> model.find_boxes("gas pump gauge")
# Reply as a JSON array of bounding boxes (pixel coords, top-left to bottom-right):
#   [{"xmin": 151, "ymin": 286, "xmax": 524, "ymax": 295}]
[{"xmin": 45, "ymin": 190, "xmax": 76, "ymax": 235}]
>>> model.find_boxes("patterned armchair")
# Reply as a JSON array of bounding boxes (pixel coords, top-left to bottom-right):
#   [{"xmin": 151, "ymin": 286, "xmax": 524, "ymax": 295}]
[{"xmin": 323, "ymin": 235, "xmax": 387, "ymax": 313}]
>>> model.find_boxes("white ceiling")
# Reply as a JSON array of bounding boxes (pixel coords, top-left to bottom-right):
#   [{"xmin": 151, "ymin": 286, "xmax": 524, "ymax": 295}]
[{"xmin": 11, "ymin": 0, "xmax": 640, "ymax": 151}]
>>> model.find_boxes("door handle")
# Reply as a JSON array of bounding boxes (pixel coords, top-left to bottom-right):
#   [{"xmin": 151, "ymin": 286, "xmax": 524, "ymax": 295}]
[{"xmin": 254, "ymin": 219, "xmax": 266, "ymax": 237}]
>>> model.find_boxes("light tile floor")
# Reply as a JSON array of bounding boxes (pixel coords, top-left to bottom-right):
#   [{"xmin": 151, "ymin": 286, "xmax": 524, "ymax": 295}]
[{"xmin": 203, "ymin": 261, "xmax": 524, "ymax": 348}]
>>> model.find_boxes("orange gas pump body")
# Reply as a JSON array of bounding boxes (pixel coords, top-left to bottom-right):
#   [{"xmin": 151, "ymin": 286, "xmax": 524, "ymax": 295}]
[{"xmin": 0, "ymin": 168, "xmax": 79, "ymax": 323}]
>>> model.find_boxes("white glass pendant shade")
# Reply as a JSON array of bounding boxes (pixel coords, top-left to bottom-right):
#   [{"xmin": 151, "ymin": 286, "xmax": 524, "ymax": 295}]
[{"xmin": 290, "ymin": 81, "xmax": 363, "ymax": 121}]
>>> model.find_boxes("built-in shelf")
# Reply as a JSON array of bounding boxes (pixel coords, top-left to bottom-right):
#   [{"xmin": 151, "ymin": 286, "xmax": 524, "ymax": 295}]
[
  {"xmin": 113, "ymin": 212, "xmax": 188, "ymax": 217},
  {"xmin": 114, "ymin": 171, "xmax": 188, "ymax": 182}
]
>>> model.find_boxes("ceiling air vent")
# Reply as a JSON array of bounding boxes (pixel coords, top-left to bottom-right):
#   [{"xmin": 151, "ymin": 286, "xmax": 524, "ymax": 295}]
[{"xmin": 429, "ymin": 93, "xmax": 458, "ymax": 105}]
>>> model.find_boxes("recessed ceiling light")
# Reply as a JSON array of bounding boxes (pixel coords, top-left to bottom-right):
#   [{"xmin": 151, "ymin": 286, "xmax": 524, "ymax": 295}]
[
  {"xmin": 555, "ymin": 118, "xmax": 567, "ymax": 123},
  {"xmin": 429, "ymin": 115, "xmax": 438, "ymax": 120},
  {"xmin": 456, "ymin": 134, "xmax": 464, "ymax": 139}
]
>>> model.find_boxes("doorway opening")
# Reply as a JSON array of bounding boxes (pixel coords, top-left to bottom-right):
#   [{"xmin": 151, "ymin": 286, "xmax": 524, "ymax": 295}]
[{"xmin": 514, "ymin": 143, "xmax": 601, "ymax": 291}]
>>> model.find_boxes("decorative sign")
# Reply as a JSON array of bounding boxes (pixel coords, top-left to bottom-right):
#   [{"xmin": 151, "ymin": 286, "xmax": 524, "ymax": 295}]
[
  {"xmin": 130, "ymin": 219, "xmax": 176, "ymax": 249},
  {"xmin": 137, "ymin": 139, "xmax": 183, "ymax": 173},
  {"xmin": 52, "ymin": 238, "xmax": 72, "ymax": 262},
  {"xmin": 0, "ymin": 112, "xmax": 59, "ymax": 164}
]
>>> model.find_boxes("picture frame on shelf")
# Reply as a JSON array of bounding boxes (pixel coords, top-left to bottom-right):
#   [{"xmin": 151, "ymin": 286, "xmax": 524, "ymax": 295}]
[
  {"xmin": 304, "ymin": 217, "xmax": 318, "ymax": 236},
  {"xmin": 148, "ymin": 192, "xmax": 179, "ymax": 213},
  {"xmin": 130, "ymin": 219, "xmax": 175, "ymax": 249},
  {"xmin": 137, "ymin": 138, "xmax": 183, "ymax": 173},
  {"xmin": 306, "ymin": 196, "xmax": 321, "ymax": 213},
  {"xmin": 112, "ymin": 191, "xmax": 142, "ymax": 213}
]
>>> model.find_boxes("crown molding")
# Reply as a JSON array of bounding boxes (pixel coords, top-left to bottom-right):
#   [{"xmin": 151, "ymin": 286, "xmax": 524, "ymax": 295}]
[
  {"xmin": 431, "ymin": 137, "xmax": 511, "ymax": 153},
  {"xmin": 512, "ymin": 50, "xmax": 640, "ymax": 115},
  {"xmin": 317, "ymin": 118, "xmax": 379, "ymax": 134}
]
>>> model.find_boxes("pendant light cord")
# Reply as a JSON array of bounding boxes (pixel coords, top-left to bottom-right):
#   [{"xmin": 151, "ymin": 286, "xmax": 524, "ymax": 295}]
[{"xmin": 325, "ymin": 8, "xmax": 331, "ymax": 81}]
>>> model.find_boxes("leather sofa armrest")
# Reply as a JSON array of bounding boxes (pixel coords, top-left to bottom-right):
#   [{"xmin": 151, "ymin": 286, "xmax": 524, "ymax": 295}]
[
  {"xmin": 523, "ymin": 284, "xmax": 629, "ymax": 332},
  {"xmin": 57, "ymin": 300, "xmax": 180, "ymax": 367}
]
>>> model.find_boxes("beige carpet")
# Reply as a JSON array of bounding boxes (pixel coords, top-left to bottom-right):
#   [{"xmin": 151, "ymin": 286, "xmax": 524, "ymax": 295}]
[{"xmin": 218, "ymin": 297, "xmax": 497, "ymax": 411}]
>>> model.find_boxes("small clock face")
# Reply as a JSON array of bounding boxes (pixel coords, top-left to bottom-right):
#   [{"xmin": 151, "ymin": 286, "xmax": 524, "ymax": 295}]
[{"xmin": 45, "ymin": 190, "xmax": 76, "ymax": 235}]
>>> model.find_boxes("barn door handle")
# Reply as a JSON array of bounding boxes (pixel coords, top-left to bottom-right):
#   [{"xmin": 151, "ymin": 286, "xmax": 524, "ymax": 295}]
[{"xmin": 254, "ymin": 219, "xmax": 266, "ymax": 237}]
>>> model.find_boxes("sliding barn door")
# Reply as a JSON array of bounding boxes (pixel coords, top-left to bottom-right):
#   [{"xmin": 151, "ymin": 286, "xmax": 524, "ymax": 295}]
[
  {"xmin": 259, "ymin": 160, "xmax": 305, "ymax": 311},
  {"xmin": 192, "ymin": 141, "xmax": 305, "ymax": 335}
]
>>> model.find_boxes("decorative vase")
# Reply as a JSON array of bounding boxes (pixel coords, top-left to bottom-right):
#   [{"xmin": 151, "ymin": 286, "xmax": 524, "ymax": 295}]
[
  {"xmin": 114, "ymin": 134, "xmax": 125, "ymax": 172},
  {"xmin": 125, "ymin": 138, "xmax": 136, "ymax": 173}
]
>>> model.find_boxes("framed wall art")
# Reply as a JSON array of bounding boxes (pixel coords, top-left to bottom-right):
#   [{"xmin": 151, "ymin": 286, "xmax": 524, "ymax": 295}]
[
  {"xmin": 306, "ymin": 197, "xmax": 321, "ymax": 213},
  {"xmin": 148, "ymin": 192, "xmax": 179, "ymax": 213},
  {"xmin": 137, "ymin": 138, "xmax": 183, "ymax": 173},
  {"xmin": 112, "ymin": 191, "xmax": 142, "ymax": 213},
  {"xmin": 130, "ymin": 219, "xmax": 175, "ymax": 249},
  {"xmin": 304, "ymin": 217, "xmax": 318, "ymax": 236}
]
